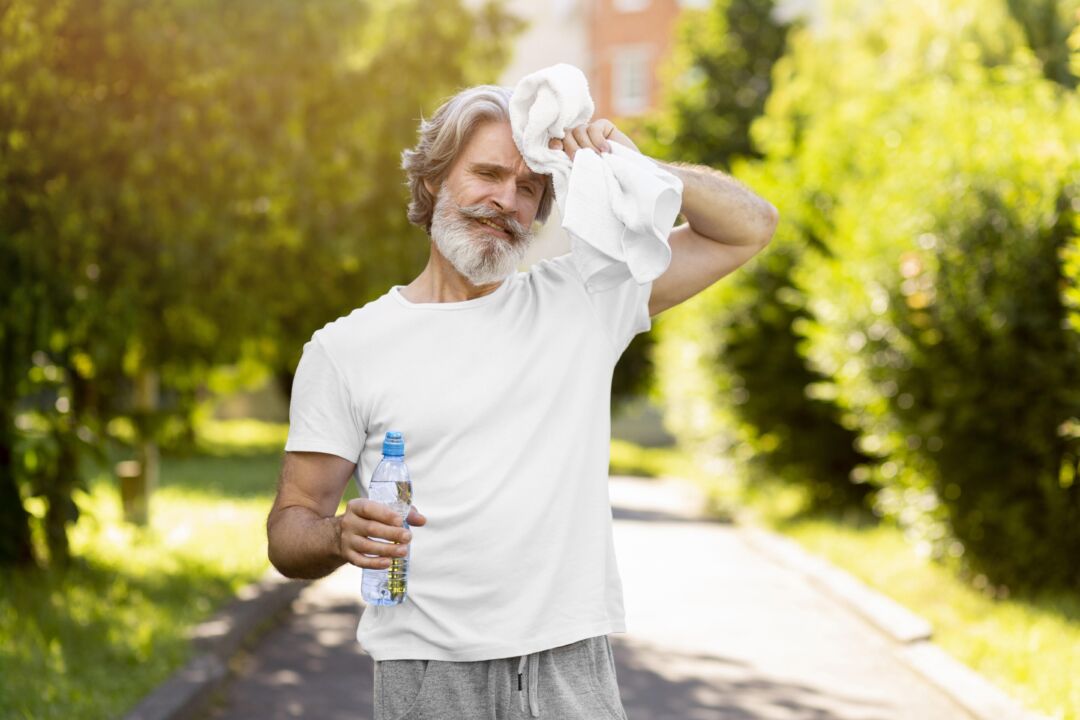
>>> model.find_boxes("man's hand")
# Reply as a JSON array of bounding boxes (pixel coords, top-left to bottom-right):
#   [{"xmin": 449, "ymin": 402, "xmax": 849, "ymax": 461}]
[
  {"xmin": 267, "ymin": 451, "xmax": 429, "ymax": 579},
  {"xmin": 548, "ymin": 118, "xmax": 639, "ymax": 161},
  {"xmin": 338, "ymin": 498, "xmax": 427, "ymax": 570}
]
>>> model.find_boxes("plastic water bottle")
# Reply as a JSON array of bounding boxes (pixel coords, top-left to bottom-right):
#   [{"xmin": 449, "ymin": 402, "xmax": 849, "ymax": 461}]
[{"xmin": 361, "ymin": 431, "xmax": 413, "ymax": 606}]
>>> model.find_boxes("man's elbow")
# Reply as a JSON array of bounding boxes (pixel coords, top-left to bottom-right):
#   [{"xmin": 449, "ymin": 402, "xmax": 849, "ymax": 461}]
[
  {"xmin": 266, "ymin": 525, "xmax": 284, "ymax": 576},
  {"xmin": 266, "ymin": 511, "xmax": 294, "ymax": 578},
  {"xmin": 266, "ymin": 539, "xmax": 309, "ymax": 580},
  {"xmin": 267, "ymin": 548, "xmax": 290, "ymax": 578}
]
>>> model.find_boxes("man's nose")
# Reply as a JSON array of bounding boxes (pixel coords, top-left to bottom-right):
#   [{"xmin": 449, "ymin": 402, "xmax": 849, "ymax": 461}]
[{"xmin": 489, "ymin": 178, "xmax": 517, "ymax": 214}]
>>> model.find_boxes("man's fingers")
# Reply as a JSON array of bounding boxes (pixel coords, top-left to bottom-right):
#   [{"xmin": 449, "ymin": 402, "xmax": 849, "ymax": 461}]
[
  {"xmin": 562, "ymin": 131, "xmax": 580, "ymax": 160},
  {"xmin": 348, "ymin": 497, "xmax": 404, "ymax": 526},
  {"xmin": 587, "ymin": 121, "xmax": 613, "ymax": 152},
  {"xmin": 344, "ymin": 498, "xmax": 415, "ymax": 540},
  {"xmin": 342, "ymin": 545, "xmax": 394, "ymax": 569},
  {"xmin": 407, "ymin": 506, "xmax": 427, "ymax": 526},
  {"xmin": 337, "ymin": 498, "xmax": 421, "ymax": 569},
  {"xmin": 355, "ymin": 517, "xmax": 412, "ymax": 543},
  {"xmin": 571, "ymin": 125, "xmax": 593, "ymax": 152},
  {"xmin": 348, "ymin": 535, "xmax": 409, "ymax": 559},
  {"xmin": 553, "ymin": 120, "xmax": 625, "ymax": 161}
]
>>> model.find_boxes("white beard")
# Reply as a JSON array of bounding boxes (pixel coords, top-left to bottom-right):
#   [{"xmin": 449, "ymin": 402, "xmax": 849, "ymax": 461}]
[{"xmin": 430, "ymin": 191, "xmax": 533, "ymax": 286}]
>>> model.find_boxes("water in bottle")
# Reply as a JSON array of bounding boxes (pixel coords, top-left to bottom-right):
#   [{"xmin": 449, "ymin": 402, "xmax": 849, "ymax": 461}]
[{"xmin": 361, "ymin": 431, "xmax": 413, "ymax": 606}]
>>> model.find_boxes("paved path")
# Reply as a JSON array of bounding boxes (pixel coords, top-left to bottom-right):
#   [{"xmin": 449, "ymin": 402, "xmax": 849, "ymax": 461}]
[{"xmin": 204, "ymin": 476, "xmax": 973, "ymax": 719}]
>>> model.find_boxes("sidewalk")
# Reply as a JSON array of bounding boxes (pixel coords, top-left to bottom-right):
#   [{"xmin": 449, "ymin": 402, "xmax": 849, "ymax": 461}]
[{"xmin": 203, "ymin": 476, "xmax": 1006, "ymax": 720}]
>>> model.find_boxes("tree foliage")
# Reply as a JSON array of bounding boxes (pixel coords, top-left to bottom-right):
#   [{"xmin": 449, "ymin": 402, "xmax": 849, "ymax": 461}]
[
  {"xmin": 742, "ymin": 0, "xmax": 1079, "ymax": 591},
  {"xmin": 644, "ymin": 0, "xmax": 870, "ymax": 511},
  {"xmin": 644, "ymin": 0, "xmax": 789, "ymax": 169},
  {"xmin": 0, "ymin": 0, "xmax": 520, "ymax": 566},
  {"xmin": 1005, "ymin": 0, "xmax": 1080, "ymax": 88}
]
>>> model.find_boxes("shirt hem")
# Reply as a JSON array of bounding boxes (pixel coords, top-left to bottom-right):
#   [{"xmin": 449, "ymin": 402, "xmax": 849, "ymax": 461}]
[
  {"xmin": 283, "ymin": 437, "xmax": 359, "ymax": 464},
  {"xmin": 360, "ymin": 617, "xmax": 627, "ymax": 662}
]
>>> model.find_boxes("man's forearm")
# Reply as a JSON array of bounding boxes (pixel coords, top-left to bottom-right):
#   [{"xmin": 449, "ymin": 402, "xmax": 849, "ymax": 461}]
[
  {"xmin": 267, "ymin": 506, "xmax": 346, "ymax": 580},
  {"xmin": 661, "ymin": 161, "xmax": 778, "ymax": 247}
]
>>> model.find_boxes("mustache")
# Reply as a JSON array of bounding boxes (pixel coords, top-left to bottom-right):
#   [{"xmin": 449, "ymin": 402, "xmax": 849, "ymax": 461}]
[{"xmin": 456, "ymin": 204, "xmax": 530, "ymax": 243}]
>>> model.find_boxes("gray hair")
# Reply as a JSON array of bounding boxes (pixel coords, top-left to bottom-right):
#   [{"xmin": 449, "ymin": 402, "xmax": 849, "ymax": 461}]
[{"xmin": 402, "ymin": 85, "xmax": 555, "ymax": 234}]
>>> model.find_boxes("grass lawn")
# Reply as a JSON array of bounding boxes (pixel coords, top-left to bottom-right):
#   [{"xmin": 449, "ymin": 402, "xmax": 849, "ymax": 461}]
[
  {"xmin": 0, "ymin": 420, "xmax": 341, "ymax": 720},
  {"xmin": 609, "ymin": 439, "xmax": 1080, "ymax": 720}
]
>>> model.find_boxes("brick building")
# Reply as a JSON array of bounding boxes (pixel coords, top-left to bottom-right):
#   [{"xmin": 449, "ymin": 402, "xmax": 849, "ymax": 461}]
[
  {"xmin": 588, "ymin": 0, "xmax": 692, "ymax": 119},
  {"xmin": 479, "ymin": 0, "xmax": 709, "ymax": 120}
]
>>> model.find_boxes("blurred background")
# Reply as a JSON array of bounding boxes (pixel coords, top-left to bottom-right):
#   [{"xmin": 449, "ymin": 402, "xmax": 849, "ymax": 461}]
[{"xmin": 1, "ymin": 0, "xmax": 1078, "ymax": 717}]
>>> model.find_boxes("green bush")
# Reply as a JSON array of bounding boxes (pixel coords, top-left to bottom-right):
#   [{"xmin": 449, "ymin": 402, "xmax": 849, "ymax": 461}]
[
  {"xmin": 753, "ymin": 0, "xmax": 1080, "ymax": 591},
  {"xmin": 651, "ymin": 168, "xmax": 871, "ymax": 511},
  {"xmin": 881, "ymin": 185, "xmax": 1080, "ymax": 591}
]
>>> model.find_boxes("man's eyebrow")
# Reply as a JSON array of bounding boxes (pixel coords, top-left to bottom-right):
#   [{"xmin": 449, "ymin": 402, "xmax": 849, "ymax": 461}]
[{"xmin": 471, "ymin": 162, "xmax": 545, "ymax": 187}]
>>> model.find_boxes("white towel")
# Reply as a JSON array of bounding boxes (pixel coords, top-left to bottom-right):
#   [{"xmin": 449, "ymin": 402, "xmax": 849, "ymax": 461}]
[{"xmin": 509, "ymin": 63, "xmax": 683, "ymax": 292}]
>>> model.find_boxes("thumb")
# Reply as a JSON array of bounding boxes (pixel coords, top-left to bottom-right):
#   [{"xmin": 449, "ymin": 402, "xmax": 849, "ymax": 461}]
[{"xmin": 407, "ymin": 506, "xmax": 427, "ymax": 526}]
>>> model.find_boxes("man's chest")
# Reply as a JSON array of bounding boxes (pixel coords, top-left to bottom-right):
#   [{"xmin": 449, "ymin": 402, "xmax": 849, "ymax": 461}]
[{"xmin": 356, "ymin": 310, "xmax": 611, "ymax": 441}]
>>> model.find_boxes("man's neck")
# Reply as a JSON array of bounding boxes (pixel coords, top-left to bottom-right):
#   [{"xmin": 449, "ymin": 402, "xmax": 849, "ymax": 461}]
[{"xmin": 400, "ymin": 242, "xmax": 505, "ymax": 303}]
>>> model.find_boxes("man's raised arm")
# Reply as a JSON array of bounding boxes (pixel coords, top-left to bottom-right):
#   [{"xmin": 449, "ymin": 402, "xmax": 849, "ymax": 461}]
[
  {"xmin": 648, "ymin": 160, "xmax": 778, "ymax": 316},
  {"xmin": 552, "ymin": 118, "xmax": 779, "ymax": 317}
]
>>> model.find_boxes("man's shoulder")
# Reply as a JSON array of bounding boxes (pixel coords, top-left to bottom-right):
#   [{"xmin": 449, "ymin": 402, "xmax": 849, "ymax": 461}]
[
  {"xmin": 526, "ymin": 251, "xmax": 582, "ymax": 287},
  {"xmin": 308, "ymin": 293, "xmax": 395, "ymax": 353}
]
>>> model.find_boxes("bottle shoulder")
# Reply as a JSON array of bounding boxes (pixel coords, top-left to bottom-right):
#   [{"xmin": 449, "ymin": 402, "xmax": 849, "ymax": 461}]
[{"xmin": 371, "ymin": 456, "xmax": 411, "ymax": 482}]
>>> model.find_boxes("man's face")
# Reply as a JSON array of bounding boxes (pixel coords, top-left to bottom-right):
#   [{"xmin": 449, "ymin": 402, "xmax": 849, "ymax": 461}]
[{"xmin": 428, "ymin": 121, "xmax": 546, "ymax": 285}]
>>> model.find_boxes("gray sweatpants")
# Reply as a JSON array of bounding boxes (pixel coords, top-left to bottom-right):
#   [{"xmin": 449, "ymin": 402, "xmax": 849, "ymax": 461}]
[{"xmin": 372, "ymin": 635, "xmax": 628, "ymax": 720}]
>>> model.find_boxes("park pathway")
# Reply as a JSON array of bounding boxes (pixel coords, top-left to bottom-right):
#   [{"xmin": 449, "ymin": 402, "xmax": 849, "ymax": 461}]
[{"xmin": 204, "ymin": 476, "xmax": 974, "ymax": 720}]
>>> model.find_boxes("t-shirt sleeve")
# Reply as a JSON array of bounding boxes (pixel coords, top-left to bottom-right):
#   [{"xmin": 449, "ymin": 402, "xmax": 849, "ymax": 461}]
[
  {"xmin": 284, "ymin": 337, "xmax": 365, "ymax": 463},
  {"xmin": 551, "ymin": 253, "xmax": 654, "ymax": 358}
]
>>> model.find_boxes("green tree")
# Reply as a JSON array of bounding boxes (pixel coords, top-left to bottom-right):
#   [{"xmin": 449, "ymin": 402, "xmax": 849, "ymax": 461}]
[
  {"xmin": 644, "ymin": 0, "xmax": 871, "ymax": 511},
  {"xmin": 1005, "ymin": 0, "xmax": 1080, "ymax": 88},
  {"xmin": 644, "ymin": 0, "xmax": 790, "ymax": 167},
  {"xmin": 0, "ymin": 0, "xmax": 521, "ymax": 566},
  {"xmin": 254, "ymin": 0, "xmax": 524, "ymax": 397}
]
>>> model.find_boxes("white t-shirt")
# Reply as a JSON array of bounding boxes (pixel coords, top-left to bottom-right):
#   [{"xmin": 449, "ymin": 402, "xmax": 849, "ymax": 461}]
[{"xmin": 284, "ymin": 252, "xmax": 652, "ymax": 661}]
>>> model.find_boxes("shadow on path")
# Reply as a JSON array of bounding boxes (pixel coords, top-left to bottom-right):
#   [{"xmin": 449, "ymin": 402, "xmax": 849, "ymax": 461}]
[
  {"xmin": 612, "ymin": 636, "xmax": 895, "ymax": 720},
  {"xmin": 205, "ymin": 595, "xmax": 373, "ymax": 720},
  {"xmin": 205, "ymin": 593, "xmax": 901, "ymax": 720}
]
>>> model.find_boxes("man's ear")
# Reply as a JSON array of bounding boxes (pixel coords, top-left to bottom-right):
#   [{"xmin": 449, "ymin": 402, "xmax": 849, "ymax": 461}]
[{"xmin": 423, "ymin": 178, "xmax": 439, "ymax": 197}]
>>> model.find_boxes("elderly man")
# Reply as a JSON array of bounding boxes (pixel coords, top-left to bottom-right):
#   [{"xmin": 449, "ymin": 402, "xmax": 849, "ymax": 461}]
[{"xmin": 267, "ymin": 84, "xmax": 777, "ymax": 720}]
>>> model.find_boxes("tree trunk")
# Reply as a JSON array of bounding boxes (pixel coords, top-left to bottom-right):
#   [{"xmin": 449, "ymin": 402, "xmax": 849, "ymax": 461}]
[
  {"xmin": 126, "ymin": 368, "xmax": 160, "ymax": 526},
  {"xmin": 44, "ymin": 421, "xmax": 77, "ymax": 566},
  {"xmin": 0, "ymin": 414, "xmax": 36, "ymax": 568},
  {"xmin": 0, "ymin": 327, "xmax": 36, "ymax": 568},
  {"xmin": 275, "ymin": 367, "xmax": 295, "ymax": 403}
]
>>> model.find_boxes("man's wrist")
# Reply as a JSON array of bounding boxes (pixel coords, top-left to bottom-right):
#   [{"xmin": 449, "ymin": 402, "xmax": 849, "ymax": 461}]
[{"xmin": 327, "ymin": 513, "xmax": 345, "ymax": 562}]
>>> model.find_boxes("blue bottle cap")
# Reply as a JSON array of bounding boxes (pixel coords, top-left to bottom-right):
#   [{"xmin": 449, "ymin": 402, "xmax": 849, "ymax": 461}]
[{"xmin": 383, "ymin": 431, "xmax": 405, "ymax": 457}]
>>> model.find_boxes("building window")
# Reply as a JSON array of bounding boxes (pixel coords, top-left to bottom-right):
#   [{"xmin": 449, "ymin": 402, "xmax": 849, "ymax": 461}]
[
  {"xmin": 612, "ymin": 46, "xmax": 651, "ymax": 116},
  {"xmin": 613, "ymin": 0, "xmax": 650, "ymax": 12}
]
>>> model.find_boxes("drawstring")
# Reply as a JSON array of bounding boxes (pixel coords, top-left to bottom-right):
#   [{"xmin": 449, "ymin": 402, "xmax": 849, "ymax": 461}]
[{"xmin": 516, "ymin": 651, "xmax": 540, "ymax": 717}]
